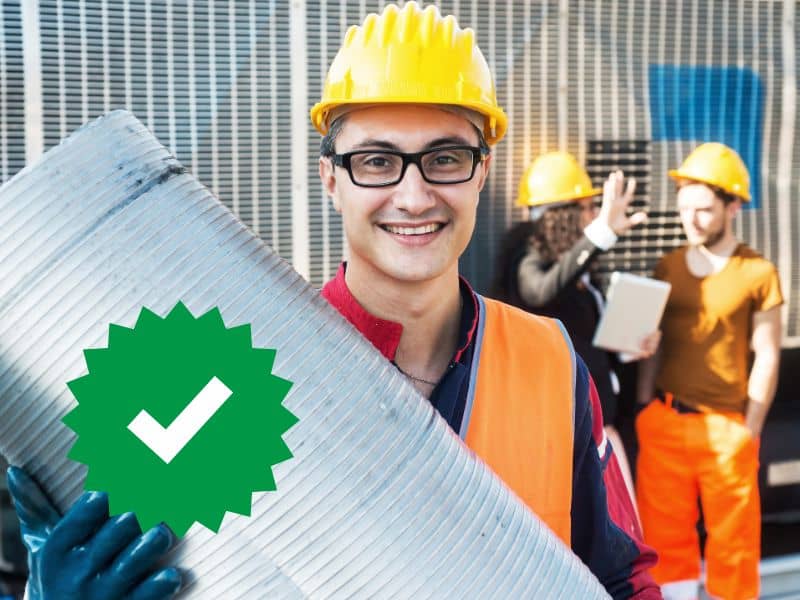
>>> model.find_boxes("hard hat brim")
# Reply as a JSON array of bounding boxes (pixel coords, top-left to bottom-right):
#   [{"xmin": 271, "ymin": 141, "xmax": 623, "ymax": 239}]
[
  {"xmin": 668, "ymin": 169, "xmax": 752, "ymax": 202},
  {"xmin": 516, "ymin": 188, "xmax": 602, "ymax": 207},
  {"xmin": 311, "ymin": 98, "xmax": 508, "ymax": 146}
]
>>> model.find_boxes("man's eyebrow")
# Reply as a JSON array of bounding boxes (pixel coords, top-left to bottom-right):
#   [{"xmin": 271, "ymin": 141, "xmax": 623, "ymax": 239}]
[
  {"xmin": 349, "ymin": 135, "xmax": 475, "ymax": 151},
  {"xmin": 423, "ymin": 136, "xmax": 474, "ymax": 148},
  {"xmin": 350, "ymin": 139, "xmax": 401, "ymax": 151}
]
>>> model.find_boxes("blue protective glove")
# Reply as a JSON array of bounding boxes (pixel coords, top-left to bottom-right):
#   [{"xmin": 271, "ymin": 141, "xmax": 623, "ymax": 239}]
[{"xmin": 6, "ymin": 466, "xmax": 181, "ymax": 600}]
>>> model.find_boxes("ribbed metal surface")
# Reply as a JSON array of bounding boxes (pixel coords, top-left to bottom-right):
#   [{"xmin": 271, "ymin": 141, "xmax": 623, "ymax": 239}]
[{"xmin": 0, "ymin": 111, "xmax": 608, "ymax": 598}]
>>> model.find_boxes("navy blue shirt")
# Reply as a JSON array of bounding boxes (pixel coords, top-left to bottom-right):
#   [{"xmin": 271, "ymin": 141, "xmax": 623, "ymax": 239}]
[{"xmin": 421, "ymin": 278, "xmax": 476, "ymax": 431}]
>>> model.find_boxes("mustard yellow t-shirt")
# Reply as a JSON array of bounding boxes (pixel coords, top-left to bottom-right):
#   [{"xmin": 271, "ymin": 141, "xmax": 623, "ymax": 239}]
[{"xmin": 655, "ymin": 244, "xmax": 783, "ymax": 413}]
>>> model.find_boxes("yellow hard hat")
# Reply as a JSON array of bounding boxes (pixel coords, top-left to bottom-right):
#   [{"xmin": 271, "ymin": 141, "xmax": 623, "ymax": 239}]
[
  {"xmin": 516, "ymin": 152, "xmax": 601, "ymax": 207},
  {"xmin": 668, "ymin": 142, "xmax": 751, "ymax": 201},
  {"xmin": 310, "ymin": 2, "xmax": 508, "ymax": 145}
]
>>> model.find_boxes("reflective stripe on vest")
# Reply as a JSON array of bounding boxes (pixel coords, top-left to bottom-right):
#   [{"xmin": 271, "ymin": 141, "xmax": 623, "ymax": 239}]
[{"xmin": 461, "ymin": 295, "xmax": 576, "ymax": 545}]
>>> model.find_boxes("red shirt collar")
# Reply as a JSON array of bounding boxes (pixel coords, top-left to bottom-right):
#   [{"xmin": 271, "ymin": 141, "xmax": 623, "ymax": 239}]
[{"xmin": 321, "ymin": 263, "xmax": 478, "ymax": 364}]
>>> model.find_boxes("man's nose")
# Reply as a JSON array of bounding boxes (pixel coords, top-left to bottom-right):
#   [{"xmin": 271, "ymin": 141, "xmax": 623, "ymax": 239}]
[{"xmin": 391, "ymin": 164, "xmax": 437, "ymax": 215}]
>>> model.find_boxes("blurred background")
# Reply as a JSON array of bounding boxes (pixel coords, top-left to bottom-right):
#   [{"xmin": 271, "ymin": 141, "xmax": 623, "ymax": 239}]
[{"xmin": 0, "ymin": 0, "xmax": 797, "ymax": 596}]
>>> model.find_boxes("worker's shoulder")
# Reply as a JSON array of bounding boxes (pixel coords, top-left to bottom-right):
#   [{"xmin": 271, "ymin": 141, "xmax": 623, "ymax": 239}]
[
  {"xmin": 734, "ymin": 242, "xmax": 772, "ymax": 264},
  {"xmin": 657, "ymin": 244, "xmax": 688, "ymax": 267},
  {"xmin": 733, "ymin": 243, "xmax": 780, "ymax": 278}
]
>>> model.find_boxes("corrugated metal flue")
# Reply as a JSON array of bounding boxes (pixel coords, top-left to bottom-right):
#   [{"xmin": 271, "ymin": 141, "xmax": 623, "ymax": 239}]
[{"xmin": 0, "ymin": 111, "xmax": 608, "ymax": 598}]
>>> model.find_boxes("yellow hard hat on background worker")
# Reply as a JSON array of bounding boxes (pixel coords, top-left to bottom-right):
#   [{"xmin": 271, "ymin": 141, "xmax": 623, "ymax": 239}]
[
  {"xmin": 516, "ymin": 151, "xmax": 601, "ymax": 207},
  {"xmin": 668, "ymin": 142, "xmax": 751, "ymax": 201},
  {"xmin": 309, "ymin": 1, "xmax": 508, "ymax": 145}
]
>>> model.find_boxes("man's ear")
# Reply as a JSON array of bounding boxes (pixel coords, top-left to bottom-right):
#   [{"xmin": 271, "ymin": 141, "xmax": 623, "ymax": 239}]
[
  {"xmin": 319, "ymin": 156, "xmax": 341, "ymax": 212},
  {"xmin": 475, "ymin": 153, "xmax": 493, "ymax": 192},
  {"xmin": 727, "ymin": 199, "xmax": 743, "ymax": 219}
]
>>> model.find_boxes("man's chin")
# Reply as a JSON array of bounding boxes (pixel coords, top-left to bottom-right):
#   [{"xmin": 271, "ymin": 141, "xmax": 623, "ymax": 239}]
[
  {"xmin": 387, "ymin": 268, "xmax": 440, "ymax": 283},
  {"xmin": 379, "ymin": 260, "xmax": 448, "ymax": 284},
  {"xmin": 686, "ymin": 233, "xmax": 707, "ymax": 246}
]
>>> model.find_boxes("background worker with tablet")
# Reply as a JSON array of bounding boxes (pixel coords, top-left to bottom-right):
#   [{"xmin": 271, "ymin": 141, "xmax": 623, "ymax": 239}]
[{"xmin": 492, "ymin": 151, "xmax": 662, "ymax": 506}]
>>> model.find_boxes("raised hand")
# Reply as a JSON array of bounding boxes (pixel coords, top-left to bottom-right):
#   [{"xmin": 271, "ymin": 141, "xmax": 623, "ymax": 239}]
[{"xmin": 597, "ymin": 170, "xmax": 647, "ymax": 235}]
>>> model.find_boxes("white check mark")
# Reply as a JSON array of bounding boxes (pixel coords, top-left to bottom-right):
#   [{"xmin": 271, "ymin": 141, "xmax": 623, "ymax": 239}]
[{"xmin": 127, "ymin": 376, "xmax": 232, "ymax": 464}]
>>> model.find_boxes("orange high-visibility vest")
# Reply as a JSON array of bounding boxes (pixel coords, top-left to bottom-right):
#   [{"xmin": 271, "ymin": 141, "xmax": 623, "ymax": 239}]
[{"xmin": 463, "ymin": 296, "xmax": 575, "ymax": 544}]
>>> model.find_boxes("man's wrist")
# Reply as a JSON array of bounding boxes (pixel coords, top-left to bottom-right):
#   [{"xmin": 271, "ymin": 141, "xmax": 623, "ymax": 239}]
[{"xmin": 584, "ymin": 219, "xmax": 618, "ymax": 251}]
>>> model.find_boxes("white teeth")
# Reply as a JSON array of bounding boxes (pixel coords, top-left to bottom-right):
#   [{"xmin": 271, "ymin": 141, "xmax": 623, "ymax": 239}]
[{"xmin": 383, "ymin": 223, "xmax": 442, "ymax": 235}]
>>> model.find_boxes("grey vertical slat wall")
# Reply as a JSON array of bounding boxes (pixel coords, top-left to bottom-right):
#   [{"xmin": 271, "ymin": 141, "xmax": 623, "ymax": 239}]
[
  {"xmin": 441, "ymin": 0, "xmax": 795, "ymax": 341},
  {"xmin": 0, "ymin": 1, "xmax": 24, "ymax": 183},
  {"xmin": 37, "ymin": 0, "xmax": 294, "ymax": 262},
  {"xmin": 465, "ymin": 0, "xmax": 515, "ymax": 295},
  {"xmin": 305, "ymin": 0, "xmax": 352, "ymax": 285},
  {"xmin": 793, "ymin": 2, "xmax": 800, "ymax": 341},
  {"xmin": 1, "ymin": 0, "xmax": 798, "ymax": 340}
]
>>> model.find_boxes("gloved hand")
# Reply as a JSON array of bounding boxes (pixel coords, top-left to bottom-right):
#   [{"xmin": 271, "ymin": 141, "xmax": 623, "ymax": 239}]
[{"xmin": 6, "ymin": 466, "xmax": 181, "ymax": 600}]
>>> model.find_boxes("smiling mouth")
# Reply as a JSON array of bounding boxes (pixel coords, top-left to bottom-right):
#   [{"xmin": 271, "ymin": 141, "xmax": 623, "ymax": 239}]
[{"xmin": 380, "ymin": 223, "xmax": 445, "ymax": 235}]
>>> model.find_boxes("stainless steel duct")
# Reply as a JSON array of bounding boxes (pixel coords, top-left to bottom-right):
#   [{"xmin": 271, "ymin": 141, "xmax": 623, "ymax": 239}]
[{"xmin": 0, "ymin": 111, "xmax": 608, "ymax": 598}]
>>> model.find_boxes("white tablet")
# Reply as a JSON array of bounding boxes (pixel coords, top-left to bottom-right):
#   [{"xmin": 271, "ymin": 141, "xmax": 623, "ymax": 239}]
[{"xmin": 592, "ymin": 271, "xmax": 672, "ymax": 355}]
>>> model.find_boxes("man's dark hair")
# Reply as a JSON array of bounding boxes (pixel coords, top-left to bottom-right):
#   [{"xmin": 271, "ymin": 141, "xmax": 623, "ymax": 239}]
[
  {"xmin": 708, "ymin": 185, "xmax": 740, "ymax": 206},
  {"xmin": 320, "ymin": 116, "xmax": 347, "ymax": 157},
  {"xmin": 473, "ymin": 124, "xmax": 491, "ymax": 155},
  {"xmin": 490, "ymin": 204, "xmax": 589, "ymax": 306},
  {"xmin": 320, "ymin": 114, "xmax": 492, "ymax": 157}
]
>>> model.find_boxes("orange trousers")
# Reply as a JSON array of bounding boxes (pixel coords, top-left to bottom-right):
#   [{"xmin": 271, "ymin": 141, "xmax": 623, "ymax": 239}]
[{"xmin": 636, "ymin": 399, "xmax": 760, "ymax": 600}]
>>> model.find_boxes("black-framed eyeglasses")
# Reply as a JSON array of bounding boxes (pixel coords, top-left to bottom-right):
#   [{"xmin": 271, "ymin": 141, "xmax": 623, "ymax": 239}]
[{"xmin": 331, "ymin": 145, "xmax": 488, "ymax": 187}]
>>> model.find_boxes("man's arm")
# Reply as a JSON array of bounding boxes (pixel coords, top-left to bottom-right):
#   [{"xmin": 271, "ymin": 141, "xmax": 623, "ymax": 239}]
[
  {"xmin": 517, "ymin": 236, "xmax": 601, "ymax": 307},
  {"xmin": 518, "ymin": 171, "xmax": 645, "ymax": 308},
  {"xmin": 745, "ymin": 305, "xmax": 782, "ymax": 437},
  {"xmin": 571, "ymin": 356, "xmax": 662, "ymax": 599},
  {"xmin": 636, "ymin": 344, "xmax": 662, "ymax": 407}
]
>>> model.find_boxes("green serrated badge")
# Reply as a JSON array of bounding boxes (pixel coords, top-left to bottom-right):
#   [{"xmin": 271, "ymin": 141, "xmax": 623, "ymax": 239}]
[{"xmin": 63, "ymin": 302, "xmax": 297, "ymax": 537}]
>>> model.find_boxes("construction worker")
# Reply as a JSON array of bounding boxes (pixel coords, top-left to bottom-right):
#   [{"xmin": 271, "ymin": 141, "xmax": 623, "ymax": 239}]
[
  {"xmin": 491, "ymin": 151, "xmax": 659, "ymax": 508},
  {"xmin": 636, "ymin": 143, "xmax": 783, "ymax": 600},
  {"xmin": 7, "ymin": 3, "xmax": 660, "ymax": 598},
  {"xmin": 314, "ymin": 4, "xmax": 660, "ymax": 597}
]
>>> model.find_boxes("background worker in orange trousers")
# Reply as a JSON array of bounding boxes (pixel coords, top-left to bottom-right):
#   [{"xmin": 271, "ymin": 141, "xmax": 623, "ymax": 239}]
[
  {"xmin": 636, "ymin": 143, "xmax": 784, "ymax": 600},
  {"xmin": 491, "ymin": 151, "xmax": 660, "ymax": 510}
]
